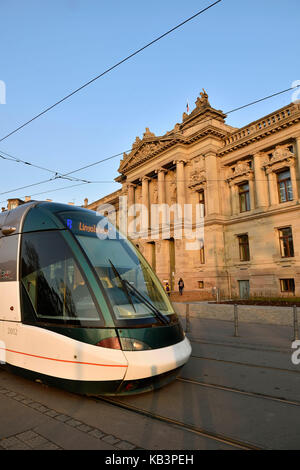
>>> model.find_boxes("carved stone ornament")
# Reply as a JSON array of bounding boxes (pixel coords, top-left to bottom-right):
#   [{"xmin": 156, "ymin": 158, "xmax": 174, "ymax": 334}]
[
  {"xmin": 189, "ymin": 170, "xmax": 207, "ymax": 189},
  {"xmin": 263, "ymin": 145, "xmax": 295, "ymax": 170},
  {"xmin": 132, "ymin": 136, "xmax": 142, "ymax": 148},
  {"xmin": 234, "ymin": 161, "xmax": 251, "ymax": 176},
  {"xmin": 226, "ymin": 160, "xmax": 253, "ymax": 184}
]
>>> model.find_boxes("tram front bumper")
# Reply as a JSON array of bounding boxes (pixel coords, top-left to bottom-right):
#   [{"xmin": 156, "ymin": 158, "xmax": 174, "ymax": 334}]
[{"xmin": 122, "ymin": 336, "xmax": 191, "ymax": 382}]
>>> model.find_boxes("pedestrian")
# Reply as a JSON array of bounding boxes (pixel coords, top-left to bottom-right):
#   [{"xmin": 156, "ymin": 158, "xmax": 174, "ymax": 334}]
[
  {"xmin": 165, "ymin": 282, "xmax": 170, "ymax": 297},
  {"xmin": 178, "ymin": 278, "xmax": 184, "ymax": 295}
]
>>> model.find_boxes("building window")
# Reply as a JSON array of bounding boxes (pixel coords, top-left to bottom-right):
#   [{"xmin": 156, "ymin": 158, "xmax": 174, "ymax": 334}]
[
  {"xmin": 238, "ymin": 183, "xmax": 250, "ymax": 212},
  {"xmin": 277, "ymin": 169, "xmax": 293, "ymax": 203},
  {"xmin": 280, "ymin": 278, "xmax": 295, "ymax": 293},
  {"xmin": 238, "ymin": 234, "xmax": 250, "ymax": 261},
  {"xmin": 200, "ymin": 246, "xmax": 205, "ymax": 264},
  {"xmin": 278, "ymin": 227, "xmax": 294, "ymax": 258},
  {"xmin": 199, "ymin": 190, "xmax": 205, "ymax": 216},
  {"xmin": 198, "ymin": 281, "xmax": 204, "ymax": 289}
]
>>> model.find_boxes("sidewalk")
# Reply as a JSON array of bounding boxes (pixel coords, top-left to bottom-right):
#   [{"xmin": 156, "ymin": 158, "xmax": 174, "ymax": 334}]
[{"xmin": 0, "ymin": 371, "xmax": 139, "ymax": 450}]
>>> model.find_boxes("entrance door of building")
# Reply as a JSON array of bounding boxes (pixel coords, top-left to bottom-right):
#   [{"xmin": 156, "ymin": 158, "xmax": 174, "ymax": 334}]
[{"xmin": 239, "ymin": 280, "xmax": 250, "ymax": 299}]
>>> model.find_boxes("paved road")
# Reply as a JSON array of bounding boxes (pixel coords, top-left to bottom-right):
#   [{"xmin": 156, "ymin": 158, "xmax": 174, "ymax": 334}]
[{"xmin": 0, "ymin": 317, "xmax": 299, "ymax": 450}]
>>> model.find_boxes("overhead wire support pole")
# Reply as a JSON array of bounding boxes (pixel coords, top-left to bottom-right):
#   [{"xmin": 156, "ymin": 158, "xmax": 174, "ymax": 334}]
[
  {"xmin": 233, "ymin": 304, "xmax": 239, "ymax": 337},
  {"xmin": 293, "ymin": 305, "xmax": 299, "ymax": 342}
]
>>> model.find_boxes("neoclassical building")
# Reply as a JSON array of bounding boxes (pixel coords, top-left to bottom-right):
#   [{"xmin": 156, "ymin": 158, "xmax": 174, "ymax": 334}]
[{"xmin": 87, "ymin": 91, "xmax": 300, "ymax": 299}]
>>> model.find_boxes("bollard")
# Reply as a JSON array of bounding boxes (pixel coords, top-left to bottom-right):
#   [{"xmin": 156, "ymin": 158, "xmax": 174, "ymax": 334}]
[
  {"xmin": 293, "ymin": 305, "xmax": 299, "ymax": 341},
  {"xmin": 185, "ymin": 303, "xmax": 190, "ymax": 333},
  {"xmin": 234, "ymin": 304, "xmax": 239, "ymax": 337}
]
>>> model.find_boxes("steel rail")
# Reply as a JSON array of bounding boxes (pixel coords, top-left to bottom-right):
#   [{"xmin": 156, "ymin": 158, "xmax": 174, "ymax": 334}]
[
  {"xmin": 189, "ymin": 353, "xmax": 300, "ymax": 375},
  {"xmin": 95, "ymin": 396, "xmax": 264, "ymax": 450},
  {"xmin": 177, "ymin": 376, "xmax": 300, "ymax": 407}
]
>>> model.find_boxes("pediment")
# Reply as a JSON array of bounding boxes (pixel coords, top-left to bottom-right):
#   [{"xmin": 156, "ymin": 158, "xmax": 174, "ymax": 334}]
[
  {"xmin": 118, "ymin": 126, "xmax": 178, "ymax": 174},
  {"xmin": 118, "ymin": 139, "xmax": 162, "ymax": 173}
]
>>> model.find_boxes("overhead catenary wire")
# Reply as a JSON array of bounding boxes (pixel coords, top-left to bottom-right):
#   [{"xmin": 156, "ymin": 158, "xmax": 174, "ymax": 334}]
[
  {"xmin": 63, "ymin": 84, "xmax": 300, "ymax": 178},
  {"xmin": 1, "ymin": 83, "xmax": 300, "ymax": 200},
  {"xmin": 225, "ymin": 86, "xmax": 300, "ymax": 115},
  {"xmin": 0, "ymin": 182, "xmax": 91, "ymax": 206},
  {"xmin": 0, "ymin": 149, "xmax": 93, "ymax": 184},
  {"xmin": 2, "ymin": 84, "xmax": 299, "ymax": 180},
  {"xmin": 0, "ymin": 0, "xmax": 222, "ymax": 145}
]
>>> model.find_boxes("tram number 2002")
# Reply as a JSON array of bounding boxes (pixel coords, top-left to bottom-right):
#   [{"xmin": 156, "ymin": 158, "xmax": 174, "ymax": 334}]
[{"xmin": 7, "ymin": 327, "xmax": 18, "ymax": 336}]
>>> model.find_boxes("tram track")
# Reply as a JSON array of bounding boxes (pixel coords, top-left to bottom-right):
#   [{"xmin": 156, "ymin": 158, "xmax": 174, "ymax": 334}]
[
  {"xmin": 95, "ymin": 396, "xmax": 264, "ymax": 450},
  {"xmin": 176, "ymin": 376, "xmax": 300, "ymax": 407},
  {"xmin": 189, "ymin": 337, "xmax": 291, "ymax": 354},
  {"xmin": 189, "ymin": 353, "xmax": 300, "ymax": 375}
]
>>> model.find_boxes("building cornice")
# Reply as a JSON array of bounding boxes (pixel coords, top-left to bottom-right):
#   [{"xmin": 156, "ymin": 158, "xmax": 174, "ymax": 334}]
[
  {"xmin": 119, "ymin": 125, "xmax": 229, "ymax": 175},
  {"xmin": 218, "ymin": 103, "xmax": 300, "ymax": 157}
]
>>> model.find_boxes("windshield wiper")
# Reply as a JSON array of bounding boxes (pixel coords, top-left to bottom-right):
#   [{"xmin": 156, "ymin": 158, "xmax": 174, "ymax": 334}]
[
  {"xmin": 108, "ymin": 259, "xmax": 169, "ymax": 326},
  {"xmin": 123, "ymin": 279, "xmax": 170, "ymax": 326},
  {"xmin": 108, "ymin": 259, "xmax": 136, "ymax": 313}
]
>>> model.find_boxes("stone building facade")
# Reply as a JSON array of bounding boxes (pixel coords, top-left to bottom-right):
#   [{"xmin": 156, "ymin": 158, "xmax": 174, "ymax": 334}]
[{"xmin": 87, "ymin": 91, "xmax": 300, "ymax": 299}]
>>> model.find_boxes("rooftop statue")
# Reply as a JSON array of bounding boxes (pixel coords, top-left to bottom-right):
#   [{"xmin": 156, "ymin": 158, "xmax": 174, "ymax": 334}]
[
  {"xmin": 195, "ymin": 89, "xmax": 210, "ymax": 109},
  {"xmin": 143, "ymin": 127, "xmax": 156, "ymax": 138}
]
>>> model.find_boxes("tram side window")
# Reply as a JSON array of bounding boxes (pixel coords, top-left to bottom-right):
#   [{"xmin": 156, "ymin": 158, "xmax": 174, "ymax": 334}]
[
  {"xmin": 21, "ymin": 231, "xmax": 100, "ymax": 323},
  {"xmin": 0, "ymin": 235, "xmax": 18, "ymax": 282}
]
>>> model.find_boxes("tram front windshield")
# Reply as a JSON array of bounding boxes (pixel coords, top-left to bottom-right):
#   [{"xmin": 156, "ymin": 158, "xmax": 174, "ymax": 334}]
[{"xmin": 58, "ymin": 211, "xmax": 175, "ymax": 323}]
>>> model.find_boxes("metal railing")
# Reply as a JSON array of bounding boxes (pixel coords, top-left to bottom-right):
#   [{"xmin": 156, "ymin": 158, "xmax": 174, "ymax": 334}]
[{"xmin": 184, "ymin": 303, "xmax": 299, "ymax": 340}]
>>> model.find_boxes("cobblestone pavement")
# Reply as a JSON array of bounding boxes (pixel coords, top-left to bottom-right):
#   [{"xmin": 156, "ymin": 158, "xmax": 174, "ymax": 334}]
[{"xmin": 0, "ymin": 386, "xmax": 138, "ymax": 450}]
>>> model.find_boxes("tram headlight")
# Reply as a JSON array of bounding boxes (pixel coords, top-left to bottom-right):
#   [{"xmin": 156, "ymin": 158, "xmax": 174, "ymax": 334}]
[
  {"xmin": 119, "ymin": 337, "xmax": 151, "ymax": 351},
  {"xmin": 96, "ymin": 337, "xmax": 121, "ymax": 349},
  {"xmin": 95, "ymin": 337, "xmax": 150, "ymax": 351}
]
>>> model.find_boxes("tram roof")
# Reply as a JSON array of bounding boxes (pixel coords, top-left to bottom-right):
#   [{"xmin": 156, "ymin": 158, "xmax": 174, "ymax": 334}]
[{"xmin": 0, "ymin": 201, "xmax": 92, "ymax": 237}]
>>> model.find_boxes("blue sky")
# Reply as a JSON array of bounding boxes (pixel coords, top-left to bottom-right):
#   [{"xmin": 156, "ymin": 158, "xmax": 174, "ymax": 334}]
[{"xmin": 0, "ymin": 0, "xmax": 299, "ymax": 206}]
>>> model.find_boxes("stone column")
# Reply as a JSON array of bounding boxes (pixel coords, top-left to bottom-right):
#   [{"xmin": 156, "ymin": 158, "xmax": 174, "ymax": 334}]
[
  {"xmin": 295, "ymin": 137, "xmax": 300, "ymax": 196},
  {"xmin": 141, "ymin": 176, "xmax": 150, "ymax": 234},
  {"xmin": 156, "ymin": 168, "xmax": 167, "ymax": 204},
  {"xmin": 289, "ymin": 163, "xmax": 299, "ymax": 200},
  {"xmin": 174, "ymin": 160, "xmax": 186, "ymax": 207},
  {"xmin": 248, "ymin": 176, "xmax": 255, "ymax": 211},
  {"xmin": 205, "ymin": 152, "xmax": 220, "ymax": 215},
  {"xmin": 173, "ymin": 160, "xmax": 186, "ymax": 231},
  {"xmin": 127, "ymin": 183, "xmax": 136, "ymax": 207},
  {"xmin": 155, "ymin": 239, "xmax": 170, "ymax": 283},
  {"xmin": 229, "ymin": 182, "xmax": 239, "ymax": 215},
  {"xmin": 266, "ymin": 170, "xmax": 278, "ymax": 206},
  {"xmin": 127, "ymin": 182, "xmax": 136, "ymax": 237},
  {"xmin": 155, "ymin": 168, "xmax": 167, "ymax": 231},
  {"xmin": 253, "ymin": 153, "xmax": 268, "ymax": 208}
]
